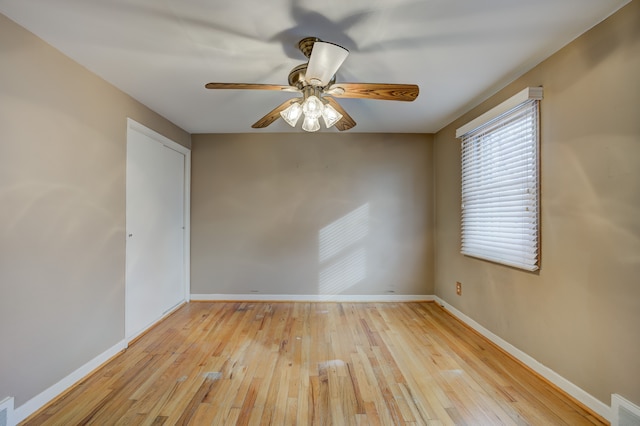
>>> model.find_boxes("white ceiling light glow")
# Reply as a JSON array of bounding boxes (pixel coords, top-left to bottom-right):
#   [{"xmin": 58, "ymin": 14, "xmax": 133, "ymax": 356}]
[
  {"xmin": 321, "ymin": 103, "xmax": 343, "ymax": 128},
  {"xmin": 280, "ymin": 87, "xmax": 343, "ymax": 132},
  {"xmin": 280, "ymin": 101, "xmax": 303, "ymax": 127}
]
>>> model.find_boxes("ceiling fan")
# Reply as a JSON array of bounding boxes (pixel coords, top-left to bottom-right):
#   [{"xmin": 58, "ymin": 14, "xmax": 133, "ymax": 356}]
[{"xmin": 205, "ymin": 37, "xmax": 419, "ymax": 132}]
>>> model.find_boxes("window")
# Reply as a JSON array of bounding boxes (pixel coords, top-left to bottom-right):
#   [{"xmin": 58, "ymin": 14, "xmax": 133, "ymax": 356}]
[{"xmin": 456, "ymin": 87, "xmax": 542, "ymax": 271}]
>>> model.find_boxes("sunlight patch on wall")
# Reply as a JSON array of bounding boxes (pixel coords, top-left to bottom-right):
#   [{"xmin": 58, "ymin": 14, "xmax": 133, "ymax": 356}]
[
  {"xmin": 319, "ymin": 248, "xmax": 367, "ymax": 294},
  {"xmin": 319, "ymin": 203, "xmax": 369, "ymax": 262},
  {"xmin": 318, "ymin": 203, "xmax": 369, "ymax": 295}
]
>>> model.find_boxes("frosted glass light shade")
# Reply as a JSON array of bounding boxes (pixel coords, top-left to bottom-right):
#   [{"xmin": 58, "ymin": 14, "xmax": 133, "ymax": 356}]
[
  {"xmin": 302, "ymin": 116, "xmax": 320, "ymax": 132},
  {"xmin": 322, "ymin": 103, "xmax": 343, "ymax": 128},
  {"xmin": 306, "ymin": 42, "xmax": 349, "ymax": 86},
  {"xmin": 279, "ymin": 93, "xmax": 341, "ymax": 131},
  {"xmin": 280, "ymin": 102, "xmax": 302, "ymax": 127},
  {"xmin": 302, "ymin": 95, "xmax": 323, "ymax": 119}
]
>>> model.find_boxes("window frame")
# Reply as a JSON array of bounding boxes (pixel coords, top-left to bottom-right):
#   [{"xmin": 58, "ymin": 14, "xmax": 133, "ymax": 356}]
[{"xmin": 456, "ymin": 87, "xmax": 542, "ymax": 271}]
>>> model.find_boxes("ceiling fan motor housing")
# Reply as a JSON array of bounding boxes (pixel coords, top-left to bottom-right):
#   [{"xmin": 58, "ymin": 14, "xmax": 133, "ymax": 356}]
[
  {"xmin": 287, "ymin": 64, "xmax": 336, "ymax": 89},
  {"xmin": 297, "ymin": 37, "xmax": 320, "ymax": 58}
]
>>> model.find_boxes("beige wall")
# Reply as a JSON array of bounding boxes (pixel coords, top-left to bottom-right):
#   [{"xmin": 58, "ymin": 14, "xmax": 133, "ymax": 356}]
[
  {"xmin": 434, "ymin": 0, "xmax": 640, "ymax": 406},
  {"xmin": 191, "ymin": 133, "xmax": 434, "ymax": 296},
  {"xmin": 0, "ymin": 14, "xmax": 190, "ymax": 407}
]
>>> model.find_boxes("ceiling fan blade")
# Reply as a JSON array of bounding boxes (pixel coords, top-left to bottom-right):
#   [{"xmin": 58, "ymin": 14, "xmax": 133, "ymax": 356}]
[
  {"xmin": 328, "ymin": 83, "xmax": 419, "ymax": 101},
  {"xmin": 251, "ymin": 99, "xmax": 298, "ymax": 129},
  {"xmin": 205, "ymin": 83, "xmax": 299, "ymax": 92},
  {"xmin": 324, "ymin": 97, "xmax": 356, "ymax": 131},
  {"xmin": 305, "ymin": 41, "xmax": 349, "ymax": 86}
]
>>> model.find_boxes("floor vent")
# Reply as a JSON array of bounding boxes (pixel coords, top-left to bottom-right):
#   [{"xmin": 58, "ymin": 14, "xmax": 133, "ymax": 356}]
[
  {"xmin": 613, "ymin": 394, "xmax": 640, "ymax": 426},
  {"xmin": 0, "ymin": 397, "xmax": 14, "ymax": 426}
]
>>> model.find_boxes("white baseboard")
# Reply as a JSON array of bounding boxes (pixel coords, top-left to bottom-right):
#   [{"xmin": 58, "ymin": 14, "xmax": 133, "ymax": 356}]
[
  {"xmin": 13, "ymin": 339, "xmax": 126, "ymax": 424},
  {"xmin": 434, "ymin": 296, "xmax": 611, "ymax": 422},
  {"xmin": 190, "ymin": 294, "xmax": 435, "ymax": 302}
]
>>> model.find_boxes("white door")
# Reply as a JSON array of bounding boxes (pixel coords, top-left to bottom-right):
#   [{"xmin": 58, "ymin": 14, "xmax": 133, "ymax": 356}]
[{"xmin": 125, "ymin": 121, "xmax": 188, "ymax": 340}]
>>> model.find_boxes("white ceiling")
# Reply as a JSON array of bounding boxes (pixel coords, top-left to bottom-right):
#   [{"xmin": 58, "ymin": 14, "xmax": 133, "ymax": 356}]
[{"xmin": 0, "ymin": 0, "xmax": 630, "ymax": 134}]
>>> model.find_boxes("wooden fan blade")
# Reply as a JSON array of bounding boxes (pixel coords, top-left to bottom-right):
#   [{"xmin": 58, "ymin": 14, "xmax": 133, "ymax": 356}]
[
  {"xmin": 330, "ymin": 83, "xmax": 419, "ymax": 101},
  {"xmin": 251, "ymin": 99, "xmax": 297, "ymax": 128},
  {"xmin": 205, "ymin": 83, "xmax": 299, "ymax": 92},
  {"xmin": 324, "ymin": 97, "xmax": 356, "ymax": 131}
]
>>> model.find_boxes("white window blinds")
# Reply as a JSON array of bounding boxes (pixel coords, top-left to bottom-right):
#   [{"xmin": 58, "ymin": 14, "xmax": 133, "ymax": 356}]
[{"xmin": 458, "ymin": 89, "xmax": 541, "ymax": 271}]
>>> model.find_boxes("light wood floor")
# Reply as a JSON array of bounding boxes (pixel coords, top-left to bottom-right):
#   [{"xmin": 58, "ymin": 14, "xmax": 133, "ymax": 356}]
[{"xmin": 23, "ymin": 301, "xmax": 604, "ymax": 425}]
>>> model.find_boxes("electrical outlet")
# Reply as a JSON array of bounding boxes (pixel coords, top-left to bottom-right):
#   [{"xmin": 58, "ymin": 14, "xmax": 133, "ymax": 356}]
[{"xmin": 456, "ymin": 282, "xmax": 462, "ymax": 296}]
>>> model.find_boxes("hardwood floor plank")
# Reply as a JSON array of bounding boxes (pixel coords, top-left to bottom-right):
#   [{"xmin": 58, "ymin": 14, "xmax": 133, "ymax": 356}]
[{"xmin": 21, "ymin": 302, "xmax": 606, "ymax": 425}]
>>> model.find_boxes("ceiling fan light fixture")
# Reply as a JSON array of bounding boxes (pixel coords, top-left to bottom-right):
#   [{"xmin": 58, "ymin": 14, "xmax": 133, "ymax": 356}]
[
  {"xmin": 322, "ymin": 102, "xmax": 343, "ymax": 128},
  {"xmin": 206, "ymin": 36, "xmax": 418, "ymax": 132},
  {"xmin": 302, "ymin": 115, "xmax": 321, "ymax": 132},
  {"xmin": 302, "ymin": 95, "xmax": 324, "ymax": 119},
  {"xmin": 280, "ymin": 101, "xmax": 303, "ymax": 127}
]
